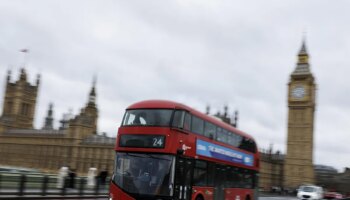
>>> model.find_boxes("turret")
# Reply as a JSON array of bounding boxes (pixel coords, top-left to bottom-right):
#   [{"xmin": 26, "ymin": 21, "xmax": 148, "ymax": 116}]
[
  {"xmin": 67, "ymin": 77, "xmax": 99, "ymax": 139},
  {"xmin": 0, "ymin": 68, "xmax": 39, "ymax": 129},
  {"xmin": 36, "ymin": 74, "xmax": 41, "ymax": 86},
  {"xmin": 43, "ymin": 103, "xmax": 54, "ymax": 130},
  {"xmin": 19, "ymin": 68, "xmax": 27, "ymax": 81},
  {"xmin": 205, "ymin": 105, "xmax": 210, "ymax": 115},
  {"xmin": 88, "ymin": 76, "xmax": 96, "ymax": 105},
  {"xmin": 232, "ymin": 110, "xmax": 238, "ymax": 128},
  {"xmin": 6, "ymin": 70, "xmax": 11, "ymax": 83}
]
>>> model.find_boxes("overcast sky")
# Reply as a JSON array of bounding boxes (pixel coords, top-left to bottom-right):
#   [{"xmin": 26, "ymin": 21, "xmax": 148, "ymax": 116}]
[{"xmin": 1, "ymin": 0, "xmax": 350, "ymax": 171}]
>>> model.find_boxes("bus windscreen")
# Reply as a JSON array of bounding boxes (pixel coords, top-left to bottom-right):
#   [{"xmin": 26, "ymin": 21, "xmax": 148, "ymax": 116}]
[
  {"xmin": 112, "ymin": 152, "xmax": 174, "ymax": 196},
  {"xmin": 122, "ymin": 109, "xmax": 173, "ymax": 127}
]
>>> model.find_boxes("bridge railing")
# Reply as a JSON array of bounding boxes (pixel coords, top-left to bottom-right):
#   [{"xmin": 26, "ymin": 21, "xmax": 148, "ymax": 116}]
[{"xmin": 0, "ymin": 173, "xmax": 109, "ymax": 197}]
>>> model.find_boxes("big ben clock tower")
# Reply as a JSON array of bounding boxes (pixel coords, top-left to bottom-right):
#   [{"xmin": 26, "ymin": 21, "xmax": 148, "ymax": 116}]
[{"xmin": 283, "ymin": 40, "xmax": 316, "ymax": 188}]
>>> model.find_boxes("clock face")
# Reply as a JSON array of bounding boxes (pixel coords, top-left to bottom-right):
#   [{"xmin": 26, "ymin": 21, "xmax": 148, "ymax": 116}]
[{"xmin": 292, "ymin": 86, "xmax": 306, "ymax": 99}]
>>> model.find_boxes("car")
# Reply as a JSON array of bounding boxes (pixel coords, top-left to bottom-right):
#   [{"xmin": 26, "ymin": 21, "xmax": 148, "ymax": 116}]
[
  {"xmin": 324, "ymin": 192, "xmax": 343, "ymax": 199},
  {"xmin": 297, "ymin": 185, "xmax": 324, "ymax": 200}
]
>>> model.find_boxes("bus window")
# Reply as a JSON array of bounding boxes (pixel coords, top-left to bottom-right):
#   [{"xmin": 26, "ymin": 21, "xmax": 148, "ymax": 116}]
[
  {"xmin": 191, "ymin": 116, "xmax": 204, "ymax": 135},
  {"xmin": 227, "ymin": 132, "xmax": 243, "ymax": 147},
  {"xmin": 204, "ymin": 122, "xmax": 216, "ymax": 139},
  {"xmin": 135, "ymin": 112, "xmax": 147, "ymax": 125},
  {"xmin": 239, "ymin": 138, "xmax": 257, "ymax": 153},
  {"xmin": 222, "ymin": 129, "xmax": 229, "ymax": 144},
  {"xmin": 183, "ymin": 113, "xmax": 191, "ymax": 131},
  {"xmin": 193, "ymin": 160, "xmax": 207, "ymax": 186},
  {"xmin": 249, "ymin": 140, "xmax": 257, "ymax": 153},
  {"xmin": 225, "ymin": 166, "xmax": 233, "ymax": 187},
  {"xmin": 207, "ymin": 162, "xmax": 215, "ymax": 186},
  {"xmin": 230, "ymin": 167, "xmax": 242, "ymax": 188},
  {"xmin": 234, "ymin": 133, "xmax": 243, "ymax": 147},
  {"xmin": 113, "ymin": 153, "xmax": 175, "ymax": 196},
  {"xmin": 253, "ymin": 172, "xmax": 259, "ymax": 188},
  {"xmin": 122, "ymin": 109, "xmax": 173, "ymax": 126},
  {"xmin": 242, "ymin": 170, "xmax": 253, "ymax": 189},
  {"xmin": 216, "ymin": 128, "xmax": 227, "ymax": 142},
  {"xmin": 227, "ymin": 132, "xmax": 234, "ymax": 146},
  {"xmin": 172, "ymin": 110, "xmax": 185, "ymax": 128},
  {"xmin": 237, "ymin": 170, "xmax": 244, "ymax": 188},
  {"xmin": 123, "ymin": 112, "xmax": 136, "ymax": 126}
]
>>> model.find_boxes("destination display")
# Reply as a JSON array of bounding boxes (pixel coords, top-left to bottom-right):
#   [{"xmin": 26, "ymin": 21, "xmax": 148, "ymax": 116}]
[
  {"xmin": 196, "ymin": 139, "xmax": 254, "ymax": 167},
  {"xmin": 119, "ymin": 135, "xmax": 165, "ymax": 148}
]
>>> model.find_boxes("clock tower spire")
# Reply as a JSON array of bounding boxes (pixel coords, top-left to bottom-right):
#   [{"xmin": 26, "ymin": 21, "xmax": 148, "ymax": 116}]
[
  {"xmin": 293, "ymin": 39, "xmax": 311, "ymax": 75},
  {"xmin": 283, "ymin": 39, "xmax": 317, "ymax": 189}
]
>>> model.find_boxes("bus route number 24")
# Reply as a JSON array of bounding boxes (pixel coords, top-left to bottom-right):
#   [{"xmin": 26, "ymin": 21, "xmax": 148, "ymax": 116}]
[{"xmin": 152, "ymin": 137, "xmax": 164, "ymax": 147}]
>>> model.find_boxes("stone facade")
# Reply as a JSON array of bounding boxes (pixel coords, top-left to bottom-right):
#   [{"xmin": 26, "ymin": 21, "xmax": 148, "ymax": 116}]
[
  {"xmin": 259, "ymin": 150, "xmax": 284, "ymax": 191},
  {"xmin": 0, "ymin": 69, "xmax": 115, "ymax": 175},
  {"xmin": 333, "ymin": 168, "xmax": 350, "ymax": 194},
  {"xmin": 283, "ymin": 41, "xmax": 316, "ymax": 188},
  {"xmin": 314, "ymin": 165, "xmax": 338, "ymax": 189}
]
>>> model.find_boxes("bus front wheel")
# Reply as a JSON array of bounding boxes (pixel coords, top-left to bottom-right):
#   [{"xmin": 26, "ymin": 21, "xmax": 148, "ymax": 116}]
[{"xmin": 245, "ymin": 195, "xmax": 251, "ymax": 200}]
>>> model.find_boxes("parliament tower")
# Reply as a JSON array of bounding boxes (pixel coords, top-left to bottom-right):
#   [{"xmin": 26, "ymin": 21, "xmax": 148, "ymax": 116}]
[
  {"xmin": 0, "ymin": 69, "xmax": 40, "ymax": 130},
  {"xmin": 284, "ymin": 40, "xmax": 316, "ymax": 188},
  {"xmin": 0, "ymin": 69, "xmax": 110, "ymax": 174}
]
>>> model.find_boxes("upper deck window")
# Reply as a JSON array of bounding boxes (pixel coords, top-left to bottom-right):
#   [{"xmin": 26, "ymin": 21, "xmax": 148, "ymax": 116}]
[
  {"xmin": 192, "ymin": 116, "xmax": 204, "ymax": 135},
  {"xmin": 122, "ymin": 109, "xmax": 173, "ymax": 127},
  {"xmin": 172, "ymin": 110, "xmax": 192, "ymax": 131},
  {"xmin": 239, "ymin": 138, "xmax": 257, "ymax": 153},
  {"xmin": 183, "ymin": 112, "xmax": 192, "ymax": 131},
  {"xmin": 204, "ymin": 122, "xmax": 216, "ymax": 138},
  {"xmin": 172, "ymin": 110, "xmax": 185, "ymax": 128}
]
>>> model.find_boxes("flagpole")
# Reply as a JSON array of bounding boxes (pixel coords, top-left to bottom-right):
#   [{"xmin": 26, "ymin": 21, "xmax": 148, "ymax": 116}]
[{"xmin": 19, "ymin": 49, "xmax": 29, "ymax": 68}]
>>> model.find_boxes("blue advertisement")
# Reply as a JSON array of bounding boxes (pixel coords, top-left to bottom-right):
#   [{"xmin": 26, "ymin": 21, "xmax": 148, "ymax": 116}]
[{"xmin": 196, "ymin": 139, "xmax": 254, "ymax": 167}]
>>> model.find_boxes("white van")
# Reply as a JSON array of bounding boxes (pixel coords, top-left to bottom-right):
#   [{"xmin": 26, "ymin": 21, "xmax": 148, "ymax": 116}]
[{"xmin": 297, "ymin": 185, "xmax": 324, "ymax": 200}]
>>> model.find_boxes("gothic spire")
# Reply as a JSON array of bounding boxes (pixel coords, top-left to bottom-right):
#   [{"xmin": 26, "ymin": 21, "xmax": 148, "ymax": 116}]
[
  {"xmin": 293, "ymin": 38, "xmax": 311, "ymax": 75},
  {"xmin": 224, "ymin": 105, "xmax": 228, "ymax": 117},
  {"xmin": 6, "ymin": 70, "xmax": 11, "ymax": 82},
  {"xmin": 36, "ymin": 74, "xmax": 41, "ymax": 86},
  {"xmin": 299, "ymin": 39, "xmax": 307, "ymax": 55},
  {"xmin": 299, "ymin": 40, "xmax": 307, "ymax": 55},
  {"xmin": 19, "ymin": 68, "xmax": 27, "ymax": 81},
  {"xmin": 205, "ymin": 105, "xmax": 210, "ymax": 115},
  {"xmin": 88, "ymin": 76, "xmax": 97, "ymax": 104},
  {"xmin": 233, "ymin": 110, "xmax": 238, "ymax": 128},
  {"xmin": 43, "ymin": 103, "xmax": 54, "ymax": 130}
]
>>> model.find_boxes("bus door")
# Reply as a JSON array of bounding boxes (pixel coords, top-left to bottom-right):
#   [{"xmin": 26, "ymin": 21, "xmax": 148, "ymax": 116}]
[
  {"xmin": 214, "ymin": 164, "xmax": 226, "ymax": 200},
  {"xmin": 174, "ymin": 157, "xmax": 194, "ymax": 200}
]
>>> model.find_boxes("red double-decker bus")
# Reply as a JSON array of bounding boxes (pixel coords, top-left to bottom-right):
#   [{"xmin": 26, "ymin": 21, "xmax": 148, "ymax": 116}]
[{"xmin": 109, "ymin": 100, "xmax": 259, "ymax": 200}]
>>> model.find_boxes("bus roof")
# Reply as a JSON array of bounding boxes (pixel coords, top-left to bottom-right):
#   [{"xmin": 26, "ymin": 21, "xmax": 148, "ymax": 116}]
[{"xmin": 127, "ymin": 100, "xmax": 255, "ymax": 141}]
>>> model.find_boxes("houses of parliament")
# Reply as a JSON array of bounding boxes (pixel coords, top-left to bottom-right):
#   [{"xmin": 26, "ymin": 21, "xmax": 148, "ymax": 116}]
[
  {"xmin": 0, "ymin": 68, "xmax": 115, "ymax": 174},
  {"xmin": 3, "ymin": 41, "xmax": 344, "ymax": 191}
]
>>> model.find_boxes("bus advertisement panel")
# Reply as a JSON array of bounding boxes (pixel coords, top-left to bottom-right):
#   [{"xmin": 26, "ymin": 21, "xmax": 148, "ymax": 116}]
[
  {"xmin": 109, "ymin": 100, "xmax": 259, "ymax": 200},
  {"xmin": 196, "ymin": 139, "xmax": 254, "ymax": 167}
]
